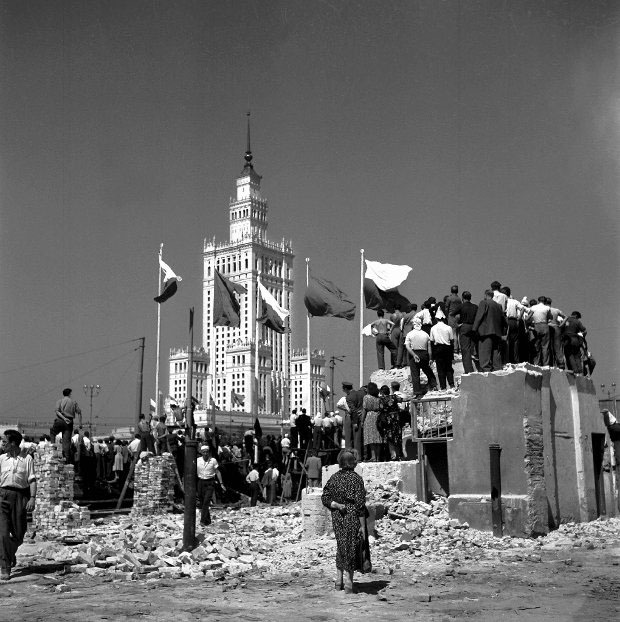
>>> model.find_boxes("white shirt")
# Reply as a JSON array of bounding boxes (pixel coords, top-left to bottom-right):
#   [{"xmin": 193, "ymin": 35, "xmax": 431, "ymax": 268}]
[
  {"xmin": 197, "ymin": 456, "xmax": 218, "ymax": 480},
  {"xmin": 289, "ymin": 413, "xmax": 297, "ymax": 427},
  {"xmin": 322, "ymin": 416, "xmax": 333, "ymax": 429},
  {"xmin": 281, "ymin": 437, "xmax": 291, "ymax": 449},
  {"xmin": 128, "ymin": 438, "xmax": 141, "ymax": 454},
  {"xmin": 493, "ymin": 291, "xmax": 508, "ymax": 312},
  {"xmin": 0, "ymin": 453, "xmax": 36, "ymax": 488},
  {"xmin": 336, "ymin": 396, "xmax": 349, "ymax": 413},
  {"xmin": 334, "ymin": 413, "xmax": 343, "ymax": 426},
  {"xmin": 405, "ymin": 328, "xmax": 430, "ymax": 351},
  {"xmin": 530, "ymin": 303, "xmax": 551, "ymax": 324},
  {"xmin": 430, "ymin": 322, "xmax": 454, "ymax": 345},
  {"xmin": 313, "ymin": 414, "xmax": 323, "ymax": 427},
  {"xmin": 246, "ymin": 468, "xmax": 260, "ymax": 483},
  {"xmin": 506, "ymin": 297, "xmax": 528, "ymax": 320}
]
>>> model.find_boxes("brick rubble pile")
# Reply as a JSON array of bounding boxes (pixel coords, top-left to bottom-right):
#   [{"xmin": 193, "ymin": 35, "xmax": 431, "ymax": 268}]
[
  {"xmin": 33, "ymin": 444, "xmax": 90, "ymax": 535},
  {"xmin": 22, "ymin": 477, "xmax": 620, "ymax": 584},
  {"xmin": 131, "ymin": 455, "xmax": 176, "ymax": 517}
]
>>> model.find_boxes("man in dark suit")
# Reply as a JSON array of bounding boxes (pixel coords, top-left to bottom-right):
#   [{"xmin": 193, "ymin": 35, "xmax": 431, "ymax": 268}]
[
  {"xmin": 458, "ymin": 291, "xmax": 479, "ymax": 374},
  {"xmin": 472, "ymin": 289, "xmax": 507, "ymax": 372}
]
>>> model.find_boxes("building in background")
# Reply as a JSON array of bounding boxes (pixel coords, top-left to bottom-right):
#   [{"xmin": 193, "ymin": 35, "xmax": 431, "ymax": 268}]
[
  {"xmin": 168, "ymin": 347, "xmax": 210, "ymax": 405},
  {"xmin": 169, "ymin": 119, "xmax": 326, "ymax": 425},
  {"xmin": 291, "ymin": 348, "xmax": 327, "ymax": 414}
]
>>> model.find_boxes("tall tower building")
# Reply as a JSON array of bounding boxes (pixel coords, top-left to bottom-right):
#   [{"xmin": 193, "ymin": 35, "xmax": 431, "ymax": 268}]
[{"xmin": 202, "ymin": 116, "xmax": 295, "ymax": 417}]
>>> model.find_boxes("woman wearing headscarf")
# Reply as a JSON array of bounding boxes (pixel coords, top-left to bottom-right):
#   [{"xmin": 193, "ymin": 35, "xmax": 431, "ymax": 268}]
[{"xmin": 321, "ymin": 449, "xmax": 370, "ymax": 593}]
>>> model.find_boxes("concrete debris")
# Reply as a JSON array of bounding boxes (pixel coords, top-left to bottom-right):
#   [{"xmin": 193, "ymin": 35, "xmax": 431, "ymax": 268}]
[
  {"xmin": 131, "ymin": 455, "xmax": 176, "ymax": 517},
  {"xmin": 19, "ymin": 478, "xmax": 620, "ymax": 584}
]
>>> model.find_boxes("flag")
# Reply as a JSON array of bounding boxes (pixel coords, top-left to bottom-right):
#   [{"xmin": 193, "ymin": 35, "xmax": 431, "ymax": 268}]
[
  {"xmin": 363, "ymin": 278, "xmax": 411, "ymax": 313},
  {"xmin": 209, "ymin": 394, "xmax": 218, "ymax": 411},
  {"xmin": 365, "ymin": 259, "xmax": 411, "ymax": 291},
  {"xmin": 213, "ymin": 269, "xmax": 247, "ymax": 327},
  {"xmin": 257, "ymin": 281, "xmax": 289, "ymax": 333},
  {"xmin": 319, "ymin": 383, "xmax": 331, "ymax": 402},
  {"xmin": 149, "ymin": 398, "xmax": 157, "ymax": 415},
  {"xmin": 361, "ymin": 323, "xmax": 374, "ymax": 336},
  {"xmin": 254, "ymin": 417, "xmax": 263, "ymax": 439},
  {"xmin": 304, "ymin": 274, "xmax": 356, "ymax": 321},
  {"xmin": 231, "ymin": 390, "xmax": 245, "ymax": 407},
  {"xmin": 154, "ymin": 257, "xmax": 183, "ymax": 303}
]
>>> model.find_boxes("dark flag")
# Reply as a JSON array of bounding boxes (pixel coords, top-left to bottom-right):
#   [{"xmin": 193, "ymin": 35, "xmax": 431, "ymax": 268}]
[
  {"xmin": 257, "ymin": 281, "xmax": 289, "ymax": 333},
  {"xmin": 304, "ymin": 274, "xmax": 356, "ymax": 320},
  {"xmin": 213, "ymin": 269, "xmax": 247, "ymax": 327},
  {"xmin": 231, "ymin": 390, "xmax": 245, "ymax": 407},
  {"xmin": 254, "ymin": 417, "xmax": 263, "ymax": 439},
  {"xmin": 363, "ymin": 278, "xmax": 411, "ymax": 313},
  {"xmin": 155, "ymin": 257, "xmax": 182, "ymax": 303}
]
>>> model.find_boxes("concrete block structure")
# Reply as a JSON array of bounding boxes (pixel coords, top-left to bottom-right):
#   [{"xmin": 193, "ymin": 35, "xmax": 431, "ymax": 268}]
[
  {"xmin": 448, "ymin": 365, "xmax": 616, "ymax": 537},
  {"xmin": 323, "ymin": 460, "xmax": 418, "ymax": 495}
]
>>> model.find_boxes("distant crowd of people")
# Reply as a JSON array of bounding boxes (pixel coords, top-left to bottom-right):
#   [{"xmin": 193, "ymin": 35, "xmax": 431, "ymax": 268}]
[{"xmin": 372, "ymin": 281, "xmax": 594, "ymax": 397}]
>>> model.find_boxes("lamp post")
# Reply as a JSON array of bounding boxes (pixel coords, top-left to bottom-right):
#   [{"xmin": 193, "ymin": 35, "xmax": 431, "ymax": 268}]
[
  {"xmin": 329, "ymin": 355, "xmax": 346, "ymax": 412},
  {"xmin": 83, "ymin": 384, "xmax": 101, "ymax": 435}
]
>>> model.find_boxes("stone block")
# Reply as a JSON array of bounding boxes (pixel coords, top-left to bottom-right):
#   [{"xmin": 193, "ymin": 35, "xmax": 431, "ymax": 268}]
[{"xmin": 323, "ymin": 461, "xmax": 418, "ymax": 495}]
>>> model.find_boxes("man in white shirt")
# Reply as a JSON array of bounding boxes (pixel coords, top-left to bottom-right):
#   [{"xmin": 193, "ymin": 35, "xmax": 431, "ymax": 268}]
[
  {"xmin": 0, "ymin": 430, "xmax": 37, "ymax": 580},
  {"xmin": 312, "ymin": 412, "xmax": 324, "ymax": 451},
  {"xmin": 491, "ymin": 281, "xmax": 508, "ymax": 312},
  {"xmin": 430, "ymin": 317, "xmax": 455, "ymax": 390},
  {"xmin": 546, "ymin": 297, "xmax": 566, "ymax": 369},
  {"xmin": 261, "ymin": 459, "xmax": 279, "ymax": 505},
  {"xmin": 289, "ymin": 409, "xmax": 298, "ymax": 449},
  {"xmin": 197, "ymin": 445, "xmax": 225, "ymax": 526},
  {"xmin": 502, "ymin": 286, "xmax": 530, "ymax": 364},
  {"xmin": 245, "ymin": 465, "xmax": 261, "ymax": 506},
  {"xmin": 128, "ymin": 434, "xmax": 141, "ymax": 459},
  {"xmin": 529, "ymin": 296, "xmax": 552, "ymax": 366},
  {"xmin": 405, "ymin": 319, "xmax": 438, "ymax": 398}
]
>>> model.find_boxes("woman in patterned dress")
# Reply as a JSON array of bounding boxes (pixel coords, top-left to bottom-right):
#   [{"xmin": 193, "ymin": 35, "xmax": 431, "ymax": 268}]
[
  {"xmin": 362, "ymin": 382, "xmax": 382, "ymax": 462},
  {"xmin": 321, "ymin": 449, "xmax": 370, "ymax": 593},
  {"xmin": 379, "ymin": 385, "xmax": 403, "ymax": 460}
]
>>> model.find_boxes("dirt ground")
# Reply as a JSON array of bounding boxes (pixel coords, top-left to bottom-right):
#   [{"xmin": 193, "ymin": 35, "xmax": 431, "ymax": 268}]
[{"xmin": 1, "ymin": 539, "xmax": 619, "ymax": 621}]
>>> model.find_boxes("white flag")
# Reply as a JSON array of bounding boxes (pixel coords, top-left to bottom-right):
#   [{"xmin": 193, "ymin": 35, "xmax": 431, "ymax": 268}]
[{"xmin": 365, "ymin": 259, "xmax": 411, "ymax": 291}]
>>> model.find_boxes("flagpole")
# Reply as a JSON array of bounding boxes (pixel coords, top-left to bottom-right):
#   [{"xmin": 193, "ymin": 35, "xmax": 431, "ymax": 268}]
[
  {"xmin": 155, "ymin": 243, "xmax": 163, "ymax": 423},
  {"xmin": 359, "ymin": 248, "xmax": 364, "ymax": 387},
  {"xmin": 211, "ymin": 249, "xmax": 217, "ymax": 431},
  {"xmin": 255, "ymin": 272, "xmax": 261, "ymax": 463},
  {"xmin": 306, "ymin": 258, "xmax": 312, "ymax": 419}
]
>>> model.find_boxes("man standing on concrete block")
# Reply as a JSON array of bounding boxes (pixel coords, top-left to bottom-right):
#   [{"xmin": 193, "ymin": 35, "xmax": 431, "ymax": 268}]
[
  {"xmin": 458, "ymin": 291, "xmax": 479, "ymax": 374},
  {"xmin": 472, "ymin": 290, "xmax": 506, "ymax": 372},
  {"xmin": 529, "ymin": 296, "xmax": 552, "ymax": 366},
  {"xmin": 405, "ymin": 318, "xmax": 438, "ymax": 398},
  {"xmin": 51, "ymin": 388, "xmax": 82, "ymax": 464},
  {"xmin": 371, "ymin": 310, "xmax": 396, "ymax": 369}
]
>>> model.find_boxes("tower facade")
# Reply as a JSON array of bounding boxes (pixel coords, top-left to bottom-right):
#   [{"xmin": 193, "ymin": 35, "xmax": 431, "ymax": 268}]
[{"xmin": 202, "ymin": 121, "xmax": 295, "ymax": 418}]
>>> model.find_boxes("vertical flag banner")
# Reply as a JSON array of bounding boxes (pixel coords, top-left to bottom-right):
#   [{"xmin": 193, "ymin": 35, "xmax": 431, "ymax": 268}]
[
  {"xmin": 155, "ymin": 257, "xmax": 183, "ymax": 303},
  {"xmin": 213, "ymin": 269, "xmax": 247, "ymax": 326},
  {"xmin": 257, "ymin": 280, "xmax": 289, "ymax": 333}
]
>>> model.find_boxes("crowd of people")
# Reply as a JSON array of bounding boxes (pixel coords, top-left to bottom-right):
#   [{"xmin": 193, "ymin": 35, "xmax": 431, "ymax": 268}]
[{"xmin": 372, "ymin": 281, "xmax": 594, "ymax": 396}]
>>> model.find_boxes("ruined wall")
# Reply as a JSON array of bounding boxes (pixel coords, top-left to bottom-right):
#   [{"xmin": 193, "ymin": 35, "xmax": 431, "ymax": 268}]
[
  {"xmin": 447, "ymin": 367, "xmax": 547, "ymax": 537},
  {"xmin": 449, "ymin": 365, "xmax": 615, "ymax": 537}
]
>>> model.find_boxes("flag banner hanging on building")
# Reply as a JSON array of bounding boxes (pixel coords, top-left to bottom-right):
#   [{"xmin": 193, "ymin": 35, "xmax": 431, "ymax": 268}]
[
  {"xmin": 364, "ymin": 259, "xmax": 412, "ymax": 291},
  {"xmin": 254, "ymin": 417, "xmax": 263, "ymax": 439},
  {"xmin": 154, "ymin": 256, "xmax": 183, "ymax": 303},
  {"xmin": 213, "ymin": 269, "xmax": 247, "ymax": 327},
  {"xmin": 231, "ymin": 390, "xmax": 245, "ymax": 407},
  {"xmin": 304, "ymin": 273, "xmax": 356, "ymax": 321},
  {"xmin": 149, "ymin": 398, "xmax": 157, "ymax": 414},
  {"xmin": 209, "ymin": 394, "xmax": 218, "ymax": 411},
  {"xmin": 257, "ymin": 281, "xmax": 289, "ymax": 333},
  {"xmin": 363, "ymin": 278, "xmax": 411, "ymax": 313}
]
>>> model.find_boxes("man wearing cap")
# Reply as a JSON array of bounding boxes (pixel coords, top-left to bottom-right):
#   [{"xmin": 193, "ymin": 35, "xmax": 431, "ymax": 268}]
[{"xmin": 197, "ymin": 445, "xmax": 225, "ymax": 526}]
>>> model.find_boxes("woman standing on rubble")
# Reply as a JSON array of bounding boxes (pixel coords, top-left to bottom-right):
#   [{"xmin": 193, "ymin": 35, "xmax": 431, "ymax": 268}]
[{"xmin": 321, "ymin": 449, "xmax": 371, "ymax": 593}]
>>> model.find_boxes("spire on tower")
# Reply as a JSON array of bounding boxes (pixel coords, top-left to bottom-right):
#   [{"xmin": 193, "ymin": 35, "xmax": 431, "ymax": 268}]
[{"xmin": 244, "ymin": 111, "xmax": 253, "ymax": 169}]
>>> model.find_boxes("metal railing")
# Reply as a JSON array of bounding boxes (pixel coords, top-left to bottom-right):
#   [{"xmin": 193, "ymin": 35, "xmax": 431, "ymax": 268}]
[{"xmin": 409, "ymin": 395, "xmax": 453, "ymax": 442}]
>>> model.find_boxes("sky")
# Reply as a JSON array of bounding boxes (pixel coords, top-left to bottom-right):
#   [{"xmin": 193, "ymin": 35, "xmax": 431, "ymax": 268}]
[{"xmin": 1, "ymin": 1, "xmax": 619, "ymax": 432}]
